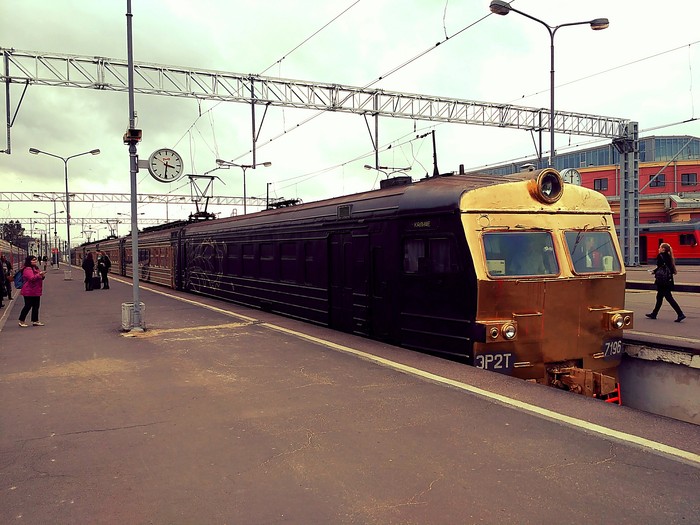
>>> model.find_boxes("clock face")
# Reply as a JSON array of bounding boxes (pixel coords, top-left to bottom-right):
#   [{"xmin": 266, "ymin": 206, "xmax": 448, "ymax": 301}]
[
  {"xmin": 148, "ymin": 149, "xmax": 184, "ymax": 182},
  {"xmin": 560, "ymin": 168, "xmax": 582, "ymax": 186}
]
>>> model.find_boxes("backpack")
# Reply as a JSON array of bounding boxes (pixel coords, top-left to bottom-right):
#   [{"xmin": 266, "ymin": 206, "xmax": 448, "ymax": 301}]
[{"xmin": 13, "ymin": 269, "xmax": 24, "ymax": 289}]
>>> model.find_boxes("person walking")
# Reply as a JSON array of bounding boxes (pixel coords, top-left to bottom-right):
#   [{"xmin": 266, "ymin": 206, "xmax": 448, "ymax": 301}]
[
  {"xmin": 96, "ymin": 250, "xmax": 111, "ymax": 289},
  {"xmin": 18, "ymin": 255, "xmax": 46, "ymax": 327},
  {"xmin": 646, "ymin": 242, "xmax": 686, "ymax": 322},
  {"xmin": 82, "ymin": 251, "xmax": 95, "ymax": 291}
]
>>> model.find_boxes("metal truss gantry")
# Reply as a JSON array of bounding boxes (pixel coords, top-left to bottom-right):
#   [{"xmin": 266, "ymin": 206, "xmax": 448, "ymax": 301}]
[
  {"xmin": 1, "ymin": 48, "xmax": 640, "ymax": 264},
  {"xmin": 2, "ymin": 48, "xmax": 630, "ymax": 138},
  {"xmin": 0, "ymin": 191, "xmax": 269, "ymax": 207}
]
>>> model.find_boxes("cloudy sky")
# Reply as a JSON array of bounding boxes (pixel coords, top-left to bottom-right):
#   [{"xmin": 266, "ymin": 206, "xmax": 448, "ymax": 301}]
[{"xmin": 1, "ymin": 0, "xmax": 698, "ymax": 242}]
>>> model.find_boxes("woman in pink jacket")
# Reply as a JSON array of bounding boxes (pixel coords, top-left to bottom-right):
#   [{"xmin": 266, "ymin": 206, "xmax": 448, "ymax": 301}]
[{"xmin": 18, "ymin": 256, "xmax": 46, "ymax": 327}]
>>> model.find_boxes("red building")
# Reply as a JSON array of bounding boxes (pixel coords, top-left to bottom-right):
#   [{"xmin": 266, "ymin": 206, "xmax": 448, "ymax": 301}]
[{"xmin": 580, "ymin": 159, "xmax": 700, "ymax": 225}]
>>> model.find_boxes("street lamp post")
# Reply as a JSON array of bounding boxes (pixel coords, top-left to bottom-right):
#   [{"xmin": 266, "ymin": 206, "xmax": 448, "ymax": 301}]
[
  {"xmin": 33, "ymin": 209, "xmax": 64, "ymax": 267},
  {"xmin": 488, "ymin": 1, "xmax": 608, "ymax": 168},
  {"xmin": 117, "ymin": 212, "xmax": 144, "ymax": 232},
  {"xmin": 29, "ymin": 147, "xmax": 101, "ymax": 279},
  {"xmin": 215, "ymin": 159, "xmax": 272, "ymax": 215}
]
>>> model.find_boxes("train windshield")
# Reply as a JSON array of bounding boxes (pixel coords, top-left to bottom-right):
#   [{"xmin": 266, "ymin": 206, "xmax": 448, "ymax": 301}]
[
  {"xmin": 483, "ymin": 231, "xmax": 558, "ymax": 277},
  {"xmin": 565, "ymin": 230, "xmax": 621, "ymax": 274}
]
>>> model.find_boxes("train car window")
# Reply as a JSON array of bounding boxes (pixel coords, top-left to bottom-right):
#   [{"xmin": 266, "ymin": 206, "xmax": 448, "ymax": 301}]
[
  {"xmin": 680, "ymin": 233, "xmax": 698, "ymax": 246},
  {"xmin": 483, "ymin": 232, "xmax": 558, "ymax": 277},
  {"xmin": 304, "ymin": 240, "xmax": 326, "ymax": 287},
  {"xmin": 429, "ymin": 239, "xmax": 453, "ymax": 273},
  {"xmin": 227, "ymin": 243, "xmax": 241, "ymax": 276},
  {"xmin": 280, "ymin": 242, "xmax": 298, "ymax": 282},
  {"xmin": 259, "ymin": 243, "xmax": 275, "ymax": 280},
  {"xmin": 403, "ymin": 239, "xmax": 425, "ymax": 274},
  {"xmin": 403, "ymin": 237, "xmax": 455, "ymax": 275},
  {"xmin": 242, "ymin": 243, "xmax": 256, "ymax": 277},
  {"xmin": 565, "ymin": 231, "xmax": 621, "ymax": 273}
]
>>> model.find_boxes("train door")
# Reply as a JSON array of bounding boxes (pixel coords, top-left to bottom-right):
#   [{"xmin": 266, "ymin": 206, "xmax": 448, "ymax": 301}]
[
  {"xmin": 330, "ymin": 233, "xmax": 354, "ymax": 332},
  {"xmin": 370, "ymin": 244, "xmax": 390, "ymax": 339},
  {"xmin": 329, "ymin": 232, "xmax": 370, "ymax": 334},
  {"xmin": 172, "ymin": 229, "xmax": 183, "ymax": 290},
  {"xmin": 640, "ymin": 234, "xmax": 648, "ymax": 264}
]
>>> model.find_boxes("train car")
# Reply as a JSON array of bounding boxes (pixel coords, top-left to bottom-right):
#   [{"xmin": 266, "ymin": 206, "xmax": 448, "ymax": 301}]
[
  {"xmin": 0, "ymin": 239, "xmax": 27, "ymax": 268},
  {"xmin": 151, "ymin": 168, "xmax": 632, "ymax": 398},
  {"xmin": 122, "ymin": 225, "xmax": 180, "ymax": 288},
  {"xmin": 639, "ymin": 220, "xmax": 700, "ymax": 264}
]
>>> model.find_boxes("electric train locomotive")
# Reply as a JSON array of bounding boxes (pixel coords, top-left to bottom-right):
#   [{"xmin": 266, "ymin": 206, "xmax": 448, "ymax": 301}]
[
  {"xmin": 79, "ymin": 168, "xmax": 633, "ymax": 398},
  {"xmin": 639, "ymin": 220, "xmax": 700, "ymax": 264}
]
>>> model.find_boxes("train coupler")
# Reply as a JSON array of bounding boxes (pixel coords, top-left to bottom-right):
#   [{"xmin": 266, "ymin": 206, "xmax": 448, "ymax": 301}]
[{"xmin": 548, "ymin": 367, "xmax": 618, "ymax": 398}]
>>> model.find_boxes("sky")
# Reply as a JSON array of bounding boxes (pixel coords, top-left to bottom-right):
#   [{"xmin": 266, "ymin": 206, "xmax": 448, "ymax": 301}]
[{"xmin": 1, "ymin": 0, "xmax": 698, "ymax": 244}]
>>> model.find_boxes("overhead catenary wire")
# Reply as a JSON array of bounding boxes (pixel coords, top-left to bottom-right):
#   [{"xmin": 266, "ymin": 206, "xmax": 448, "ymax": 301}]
[
  {"xmin": 257, "ymin": 0, "xmax": 363, "ymax": 77},
  {"xmin": 228, "ymin": 10, "xmax": 495, "ymax": 165}
]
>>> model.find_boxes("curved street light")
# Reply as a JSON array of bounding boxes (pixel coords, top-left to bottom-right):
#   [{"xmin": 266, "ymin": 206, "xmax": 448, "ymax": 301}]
[
  {"xmin": 215, "ymin": 159, "xmax": 272, "ymax": 215},
  {"xmin": 488, "ymin": 0, "xmax": 608, "ymax": 167},
  {"xmin": 29, "ymin": 147, "xmax": 100, "ymax": 278}
]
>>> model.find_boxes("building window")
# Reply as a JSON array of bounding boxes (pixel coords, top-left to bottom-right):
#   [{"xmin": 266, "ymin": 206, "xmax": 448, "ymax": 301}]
[
  {"xmin": 649, "ymin": 174, "xmax": 666, "ymax": 187},
  {"xmin": 593, "ymin": 178, "xmax": 608, "ymax": 191},
  {"xmin": 681, "ymin": 173, "xmax": 697, "ymax": 186}
]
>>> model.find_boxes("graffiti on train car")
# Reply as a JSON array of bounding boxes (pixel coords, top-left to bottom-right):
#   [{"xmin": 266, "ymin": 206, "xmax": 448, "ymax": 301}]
[{"xmin": 186, "ymin": 238, "xmax": 226, "ymax": 293}]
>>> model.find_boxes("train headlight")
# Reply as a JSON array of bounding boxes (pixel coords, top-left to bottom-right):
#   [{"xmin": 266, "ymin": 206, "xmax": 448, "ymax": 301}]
[
  {"xmin": 611, "ymin": 314, "xmax": 625, "ymax": 329},
  {"xmin": 603, "ymin": 309, "xmax": 634, "ymax": 331},
  {"xmin": 477, "ymin": 320, "xmax": 518, "ymax": 342},
  {"xmin": 529, "ymin": 168, "xmax": 564, "ymax": 204},
  {"xmin": 502, "ymin": 323, "xmax": 517, "ymax": 340}
]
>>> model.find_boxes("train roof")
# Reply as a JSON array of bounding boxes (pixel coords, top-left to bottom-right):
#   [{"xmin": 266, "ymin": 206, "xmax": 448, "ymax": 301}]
[
  {"xmin": 112, "ymin": 170, "xmax": 612, "ymax": 241},
  {"xmin": 640, "ymin": 220, "xmax": 700, "ymax": 233},
  {"xmin": 179, "ymin": 173, "xmax": 514, "ymax": 234}
]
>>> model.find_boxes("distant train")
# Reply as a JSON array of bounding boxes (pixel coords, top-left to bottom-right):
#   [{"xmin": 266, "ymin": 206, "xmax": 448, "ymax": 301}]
[
  {"xmin": 76, "ymin": 168, "xmax": 633, "ymax": 399},
  {"xmin": 0, "ymin": 238, "xmax": 28, "ymax": 268},
  {"xmin": 639, "ymin": 220, "xmax": 700, "ymax": 264}
]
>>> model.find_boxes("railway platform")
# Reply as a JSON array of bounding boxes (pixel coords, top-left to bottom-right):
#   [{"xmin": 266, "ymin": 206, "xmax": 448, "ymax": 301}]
[{"xmin": 1, "ymin": 267, "xmax": 698, "ymax": 524}]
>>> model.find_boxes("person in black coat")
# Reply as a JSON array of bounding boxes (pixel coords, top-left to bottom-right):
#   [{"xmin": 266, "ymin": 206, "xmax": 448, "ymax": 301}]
[
  {"xmin": 81, "ymin": 251, "xmax": 95, "ymax": 291},
  {"xmin": 646, "ymin": 243, "xmax": 686, "ymax": 322},
  {"xmin": 96, "ymin": 251, "xmax": 111, "ymax": 289},
  {"xmin": 0, "ymin": 254, "xmax": 12, "ymax": 303}
]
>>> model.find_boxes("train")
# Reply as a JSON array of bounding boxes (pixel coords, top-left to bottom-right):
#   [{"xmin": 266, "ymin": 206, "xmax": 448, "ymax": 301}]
[
  {"xmin": 639, "ymin": 220, "xmax": 700, "ymax": 264},
  {"xmin": 75, "ymin": 168, "xmax": 633, "ymax": 399},
  {"xmin": 0, "ymin": 238, "xmax": 28, "ymax": 269}
]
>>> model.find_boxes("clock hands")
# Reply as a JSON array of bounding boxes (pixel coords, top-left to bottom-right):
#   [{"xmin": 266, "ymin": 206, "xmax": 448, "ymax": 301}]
[{"xmin": 148, "ymin": 149, "xmax": 183, "ymax": 182}]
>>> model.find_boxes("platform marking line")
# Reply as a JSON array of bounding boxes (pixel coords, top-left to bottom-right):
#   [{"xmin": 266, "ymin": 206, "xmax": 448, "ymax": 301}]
[
  {"xmin": 626, "ymin": 330, "xmax": 698, "ymax": 344},
  {"xmin": 127, "ymin": 282, "xmax": 259, "ymax": 323},
  {"xmin": 123, "ymin": 281, "xmax": 700, "ymax": 466},
  {"xmin": 263, "ymin": 323, "xmax": 700, "ymax": 467},
  {"xmin": 120, "ymin": 321, "xmax": 252, "ymax": 338}
]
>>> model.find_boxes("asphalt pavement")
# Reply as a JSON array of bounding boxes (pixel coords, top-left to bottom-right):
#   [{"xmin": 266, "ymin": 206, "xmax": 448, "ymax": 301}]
[{"xmin": 1, "ymin": 267, "xmax": 698, "ymax": 524}]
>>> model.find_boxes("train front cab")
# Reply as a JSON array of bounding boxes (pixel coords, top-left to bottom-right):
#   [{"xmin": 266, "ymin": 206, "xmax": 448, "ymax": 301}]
[{"xmin": 464, "ymin": 169, "xmax": 633, "ymax": 398}]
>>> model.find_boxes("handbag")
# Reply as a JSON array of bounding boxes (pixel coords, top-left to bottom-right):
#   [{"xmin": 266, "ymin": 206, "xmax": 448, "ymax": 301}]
[{"xmin": 654, "ymin": 265, "xmax": 672, "ymax": 285}]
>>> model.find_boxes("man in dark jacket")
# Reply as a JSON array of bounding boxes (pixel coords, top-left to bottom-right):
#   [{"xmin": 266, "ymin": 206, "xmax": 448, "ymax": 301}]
[
  {"xmin": 81, "ymin": 251, "xmax": 95, "ymax": 291},
  {"xmin": 97, "ymin": 251, "xmax": 112, "ymax": 289}
]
